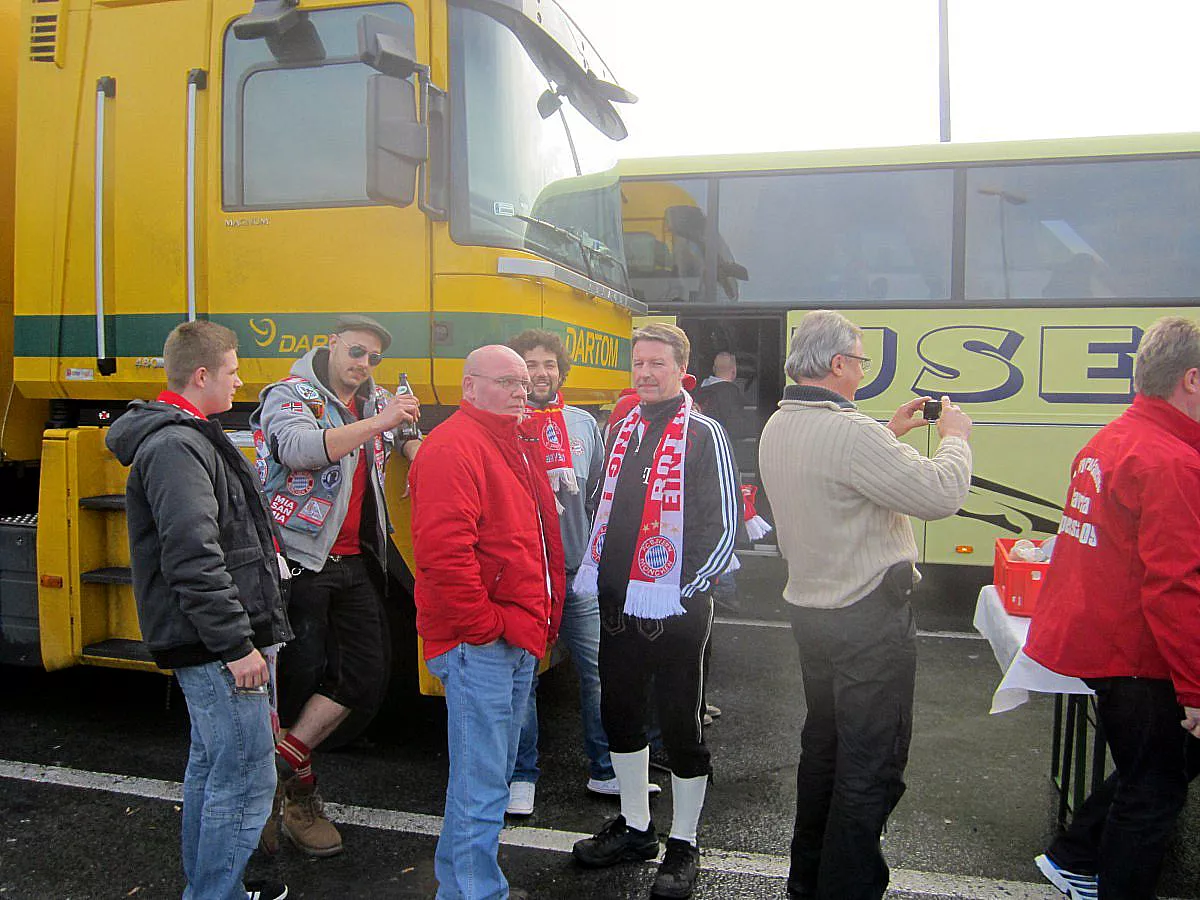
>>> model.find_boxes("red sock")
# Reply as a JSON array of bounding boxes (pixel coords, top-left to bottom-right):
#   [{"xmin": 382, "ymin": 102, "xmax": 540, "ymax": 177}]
[{"xmin": 276, "ymin": 733, "xmax": 314, "ymax": 784}]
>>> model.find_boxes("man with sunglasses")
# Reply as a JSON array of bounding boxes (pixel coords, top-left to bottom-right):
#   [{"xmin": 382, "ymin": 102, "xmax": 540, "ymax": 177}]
[
  {"xmin": 759, "ymin": 310, "xmax": 972, "ymax": 900},
  {"xmin": 251, "ymin": 314, "xmax": 420, "ymax": 858}
]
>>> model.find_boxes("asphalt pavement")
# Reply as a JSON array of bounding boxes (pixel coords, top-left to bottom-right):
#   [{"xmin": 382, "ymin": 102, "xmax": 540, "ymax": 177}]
[{"xmin": 1, "ymin": 558, "xmax": 1197, "ymax": 899}]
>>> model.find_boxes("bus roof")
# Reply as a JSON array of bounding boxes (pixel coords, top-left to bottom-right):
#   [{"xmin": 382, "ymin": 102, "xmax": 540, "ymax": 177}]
[{"xmin": 614, "ymin": 132, "xmax": 1200, "ymax": 178}]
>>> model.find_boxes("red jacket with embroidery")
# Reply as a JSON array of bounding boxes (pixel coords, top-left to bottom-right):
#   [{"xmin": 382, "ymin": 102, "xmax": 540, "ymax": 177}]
[
  {"xmin": 409, "ymin": 402, "xmax": 565, "ymax": 661},
  {"xmin": 1026, "ymin": 395, "xmax": 1200, "ymax": 707}
]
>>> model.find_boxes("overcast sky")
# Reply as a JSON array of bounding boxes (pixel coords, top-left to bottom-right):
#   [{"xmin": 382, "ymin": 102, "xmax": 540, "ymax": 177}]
[{"xmin": 565, "ymin": 0, "xmax": 1200, "ymax": 160}]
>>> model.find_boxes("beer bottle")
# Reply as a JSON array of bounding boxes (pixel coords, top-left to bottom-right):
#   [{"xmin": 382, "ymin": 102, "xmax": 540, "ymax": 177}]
[{"xmin": 395, "ymin": 373, "xmax": 421, "ymax": 440}]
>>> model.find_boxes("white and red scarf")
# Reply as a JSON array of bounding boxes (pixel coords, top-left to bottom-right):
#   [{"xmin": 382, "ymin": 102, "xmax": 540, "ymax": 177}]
[
  {"xmin": 574, "ymin": 393, "xmax": 691, "ymax": 620},
  {"xmin": 523, "ymin": 392, "xmax": 578, "ymax": 495}
]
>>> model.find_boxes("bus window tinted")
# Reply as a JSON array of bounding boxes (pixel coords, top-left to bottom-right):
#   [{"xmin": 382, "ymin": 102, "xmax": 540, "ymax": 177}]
[
  {"xmin": 965, "ymin": 158, "xmax": 1200, "ymax": 301},
  {"xmin": 621, "ymin": 179, "xmax": 709, "ymax": 303},
  {"xmin": 716, "ymin": 169, "xmax": 953, "ymax": 303}
]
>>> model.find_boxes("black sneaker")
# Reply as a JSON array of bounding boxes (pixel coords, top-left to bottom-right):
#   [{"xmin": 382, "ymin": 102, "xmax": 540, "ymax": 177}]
[
  {"xmin": 651, "ymin": 838, "xmax": 699, "ymax": 898},
  {"xmin": 572, "ymin": 815, "xmax": 659, "ymax": 868},
  {"xmin": 244, "ymin": 880, "xmax": 288, "ymax": 900}
]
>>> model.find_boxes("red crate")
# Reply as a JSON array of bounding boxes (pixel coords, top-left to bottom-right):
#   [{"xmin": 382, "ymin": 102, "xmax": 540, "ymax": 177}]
[{"xmin": 993, "ymin": 538, "xmax": 1050, "ymax": 617}]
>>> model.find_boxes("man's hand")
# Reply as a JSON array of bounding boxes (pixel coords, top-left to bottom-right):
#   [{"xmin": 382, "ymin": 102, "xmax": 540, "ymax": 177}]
[
  {"xmin": 376, "ymin": 394, "xmax": 420, "ymax": 433},
  {"xmin": 886, "ymin": 396, "xmax": 935, "ymax": 438},
  {"xmin": 936, "ymin": 395, "xmax": 972, "ymax": 441},
  {"xmin": 226, "ymin": 648, "xmax": 269, "ymax": 690},
  {"xmin": 1182, "ymin": 707, "xmax": 1200, "ymax": 739}
]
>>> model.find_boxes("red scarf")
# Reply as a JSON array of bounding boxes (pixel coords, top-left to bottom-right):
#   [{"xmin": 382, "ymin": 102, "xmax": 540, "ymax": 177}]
[
  {"xmin": 522, "ymin": 392, "xmax": 578, "ymax": 495},
  {"xmin": 574, "ymin": 393, "xmax": 691, "ymax": 619}
]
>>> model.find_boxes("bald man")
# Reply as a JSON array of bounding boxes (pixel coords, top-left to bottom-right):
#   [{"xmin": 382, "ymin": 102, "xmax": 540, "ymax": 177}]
[{"xmin": 409, "ymin": 346, "xmax": 566, "ymax": 900}]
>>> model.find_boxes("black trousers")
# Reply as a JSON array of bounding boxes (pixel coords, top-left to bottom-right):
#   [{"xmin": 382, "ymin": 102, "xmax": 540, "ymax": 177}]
[
  {"xmin": 1049, "ymin": 677, "xmax": 1200, "ymax": 899},
  {"xmin": 276, "ymin": 556, "xmax": 388, "ymax": 727},
  {"xmin": 598, "ymin": 593, "xmax": 713, "ymax": 779},
  {"xmin": 787, "ymin": 563, "xmax": 917, "ymax": 900}
]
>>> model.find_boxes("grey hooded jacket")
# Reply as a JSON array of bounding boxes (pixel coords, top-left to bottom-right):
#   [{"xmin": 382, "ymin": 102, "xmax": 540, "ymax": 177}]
[
  {"xmin": 250, "ymin": 348, "xmax": 400, "ymax": 573},
  {"xmin": 106, "ymin": 400, "xmax": 292, "ymax": 670}
]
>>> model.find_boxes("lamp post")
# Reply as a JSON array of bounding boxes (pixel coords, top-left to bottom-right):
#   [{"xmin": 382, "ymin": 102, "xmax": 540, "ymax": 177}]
[
  {"xmin": 939, "ymin": 0, "xmax": 951, "ymax": 142},
  {"xmin": 977, "ymin": 188, "xmax": 1028, "ymax": 300}
]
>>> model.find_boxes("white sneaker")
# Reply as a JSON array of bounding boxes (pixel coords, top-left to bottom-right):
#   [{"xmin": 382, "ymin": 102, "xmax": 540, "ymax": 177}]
[
  {"xmin": 586, "ymin": 776, "xmax": 662, "ymax": 797},
  {"xmin": 506, "ymin": 780, "xmax": 536, "ymax": 816}
]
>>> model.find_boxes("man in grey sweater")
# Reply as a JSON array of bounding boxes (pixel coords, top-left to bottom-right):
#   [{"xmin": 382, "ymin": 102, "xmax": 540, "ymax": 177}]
[{"xmin": 759, "ymin": 310, "xmax": 972, "ymax": 900}]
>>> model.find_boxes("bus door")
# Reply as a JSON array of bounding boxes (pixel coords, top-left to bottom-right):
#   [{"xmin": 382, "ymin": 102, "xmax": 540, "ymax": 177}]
[{"xmin": 675, "ymin": 314, "xmax": 786, "ymax": 554}]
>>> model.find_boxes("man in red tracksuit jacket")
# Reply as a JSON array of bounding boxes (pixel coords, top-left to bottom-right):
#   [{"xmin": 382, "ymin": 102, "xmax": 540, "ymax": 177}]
[
  {"xmin": 1026, "ymin": 316, "xmax": 1200, "ymax": 900},
  {"xmin": 409, "ymin": 344, "xmax": 565, "ymax": 900}
]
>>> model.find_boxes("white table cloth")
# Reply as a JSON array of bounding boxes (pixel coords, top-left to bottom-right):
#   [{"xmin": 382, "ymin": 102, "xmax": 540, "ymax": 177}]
[{"xmin": 973, "ymin": 585, "xmax": 1092, "ymax": 714}]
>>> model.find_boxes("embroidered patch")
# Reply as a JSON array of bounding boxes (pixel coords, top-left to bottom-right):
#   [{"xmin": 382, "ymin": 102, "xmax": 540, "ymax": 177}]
[
  {"xmin": 256, "ymin": 458, "xmax": 269, "ymax": 486},
  {"xmin": 320, "ymin": 466, "xmax": 341, "ymax": 491},
  {"xmin": 294, "ymin": 382, "xmax": 321, "ymax": 402},
  {"xmin": 281, "ymin": 401, "xmax": 305, "ymax": 415},
  {"xmin": 270, "ymin": 495, "xmax": 297, "ymax": 525},
  {"xmin": 590, "ymin": 525, "xmax": 607, "ymax": 564},
  {"xmin": 253, "ymin": 429, "xmax": 270, "ymax": 459},
  {"xmin": 286, "ymin": 471, "xmax": 315, "ymax": 496},
  {"xmin": 636, "ymin": 535, "xmax": 677, "ymax": 579},
  {"xmin": 295, "ymin": 497, "xmax": 332, "ymax": 527},
  {"xmin": 570, "ymin": 438, "xmax": 585, "ymax": 455},
  {"xmin": 307, "ymin": 398, "xmax": 325, "ymax": 419}
]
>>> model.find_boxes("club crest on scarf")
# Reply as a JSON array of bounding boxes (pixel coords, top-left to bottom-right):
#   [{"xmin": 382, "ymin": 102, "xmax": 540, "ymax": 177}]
[
  {"xmin": 574, "ymin": 393, "xmax": 691, "ymax": 620},
  {"xmin": 521, "ymin": 391, "xmax": 579, "ymax": 495}
]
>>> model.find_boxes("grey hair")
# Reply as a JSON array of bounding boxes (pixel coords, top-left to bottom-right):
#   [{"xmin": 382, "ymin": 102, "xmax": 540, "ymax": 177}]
[
  {"xmin": 785, "ymin": 310, "xmax": 863, "ymax": 381},
  {"xmin": 1134, "ymin": 316, "xmax": 1200, "ymax": 399}
]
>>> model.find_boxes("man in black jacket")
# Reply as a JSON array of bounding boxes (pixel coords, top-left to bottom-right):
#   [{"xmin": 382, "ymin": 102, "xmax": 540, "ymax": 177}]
[
  {"xmin": 106, "ymin": 321, "xmax": 291, "ymax": 900},
  {"xmin": 572, "ymin": 323, "xmax": 740, "ymax": 899}
]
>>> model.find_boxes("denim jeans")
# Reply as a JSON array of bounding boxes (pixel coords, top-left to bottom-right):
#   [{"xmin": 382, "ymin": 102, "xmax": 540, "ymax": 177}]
[
  {"xmin": 428, "ymin": 640, "xmax": 535, "ymax": 900},
  {"xmin": 175, "ymin": 660, "xmax": 277, "ymax": 900},
  {"xmin": 513, "ymin": 584, "xmax": 614, "ymax": 783}
]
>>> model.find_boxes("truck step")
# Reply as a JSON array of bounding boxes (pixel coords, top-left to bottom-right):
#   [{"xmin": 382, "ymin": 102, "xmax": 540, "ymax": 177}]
[
  {"xmin": 81, "ymin": 566, "xmax": 133, "ymax": 585},
  {"xmin": 81, "ymin": 638, "xmax": 154, "ymax": 665},
  {"xmin": 80, "ymin": 494, "xmax": 126, "ymax": 511}
]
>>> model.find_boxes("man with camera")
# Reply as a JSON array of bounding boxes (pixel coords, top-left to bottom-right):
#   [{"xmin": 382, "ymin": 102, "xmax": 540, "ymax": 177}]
[{"xmin": 759, "ymin": 310, "xmax": 972, "ymax": 900}]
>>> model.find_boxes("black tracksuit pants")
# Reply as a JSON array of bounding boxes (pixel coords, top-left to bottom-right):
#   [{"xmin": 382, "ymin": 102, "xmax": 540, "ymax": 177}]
[
  {"xmin": 787, "ymin": 562, "xmax": 917, "ymax": 900},
  {"xmin": 598, "ymin": 592, "xmax": 714, "ymax": 780}
]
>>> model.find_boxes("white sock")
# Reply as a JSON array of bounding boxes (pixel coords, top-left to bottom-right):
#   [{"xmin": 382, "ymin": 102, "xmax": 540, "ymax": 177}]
[
  {"xmin": 610, "ymin": 747, "xmax": 652, "ymax": 832},
  {"xmin": 668, "ymin": 773, "xmax": 708, "ymax": 846}
]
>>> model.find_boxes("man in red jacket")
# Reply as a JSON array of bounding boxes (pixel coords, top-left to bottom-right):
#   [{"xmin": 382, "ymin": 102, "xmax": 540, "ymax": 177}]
[
  {"xmin": 409, "ymin": 344, "xmax": 565, "ymax": 900},
  {"xmin": 1026, "ymin": 316, "xmax": 1200, "ymax": 900}
]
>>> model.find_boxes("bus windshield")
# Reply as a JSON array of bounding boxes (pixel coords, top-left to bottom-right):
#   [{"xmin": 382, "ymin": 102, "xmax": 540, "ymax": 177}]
[{"xmin": 448, "ymin": 3, "xmax": 627, "ymax": 292}]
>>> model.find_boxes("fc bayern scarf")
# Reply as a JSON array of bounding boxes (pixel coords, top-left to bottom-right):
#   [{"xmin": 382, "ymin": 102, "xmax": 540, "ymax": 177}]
[
  {"xmin": 574, "ymin": 393, "xmax": 691, "ymax": 620},
  {"xmin": 523, "ymin": 392, "xmax": 578, "ymax": 495}
]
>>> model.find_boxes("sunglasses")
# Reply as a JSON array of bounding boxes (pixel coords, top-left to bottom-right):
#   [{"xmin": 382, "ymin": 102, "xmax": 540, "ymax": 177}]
[{"xmin": 346, "ymin": 345, "xmax": 383, "ymax": 366}]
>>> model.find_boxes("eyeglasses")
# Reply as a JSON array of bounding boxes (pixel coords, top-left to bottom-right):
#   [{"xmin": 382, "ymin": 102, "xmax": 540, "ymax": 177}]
[
  {"xmin": 467, "ymin": 372, "xmax": 533, "ymax": 394},
  {"xmin": 346, "ymin": 345, "xmax": 383, "ymax": 366},
  {"xmin": 838, "ymin": 353, "xmax": 872, "ymax": 373}
]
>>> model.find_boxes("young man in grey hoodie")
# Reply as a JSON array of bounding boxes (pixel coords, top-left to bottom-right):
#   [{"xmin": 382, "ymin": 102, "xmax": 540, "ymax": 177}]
[{"xmin": 106, "ymin": 321, "xmax": 291, "ymax": 900}]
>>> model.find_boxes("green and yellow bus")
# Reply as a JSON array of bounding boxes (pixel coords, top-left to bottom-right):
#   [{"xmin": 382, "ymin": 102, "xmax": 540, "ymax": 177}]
[{"xmin": 617, "ymin": 133, "xmax": 1200, "ymax": 581}]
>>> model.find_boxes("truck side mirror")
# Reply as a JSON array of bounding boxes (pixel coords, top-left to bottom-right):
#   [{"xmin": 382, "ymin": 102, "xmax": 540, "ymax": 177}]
[{"xmin": 366, "ymin": 74, "xmax": 427, "ymax": 207}]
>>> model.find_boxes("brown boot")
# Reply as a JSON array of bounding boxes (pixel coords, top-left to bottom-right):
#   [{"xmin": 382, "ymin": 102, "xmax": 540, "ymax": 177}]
[
  {"xmin": 281, "ymin": 777, "xmax": 343, "ymax": 857},
  {"xmin": 258, "ymin": 779, "xmax": 286, "ymax": 855}
]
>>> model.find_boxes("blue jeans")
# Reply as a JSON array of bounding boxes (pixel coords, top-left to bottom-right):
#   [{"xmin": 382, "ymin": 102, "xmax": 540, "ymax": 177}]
[
  {"xmin": 175, "ymin": 660, "xmax": 277, "ymax": 900},
  {"xmin": 513, "ymin": 585, "xmax": 614, "ymax": 783},
  {"xmin": 427, "ymin": 640, "xmax": 535, "ymax": 900}
]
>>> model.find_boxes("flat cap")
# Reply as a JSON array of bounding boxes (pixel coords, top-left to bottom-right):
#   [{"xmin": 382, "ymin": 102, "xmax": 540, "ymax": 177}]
[{"xmin": 333, "ymin": 314, "xmax": 392, "ymax": 351}]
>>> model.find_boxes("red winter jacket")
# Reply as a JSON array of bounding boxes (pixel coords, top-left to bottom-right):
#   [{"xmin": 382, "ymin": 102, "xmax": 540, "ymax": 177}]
[
  {"xmin": 409, "ymin": 401, "xmax": 566, "ymax": 661},
  {"xmin": 1026, "ymin": 395, "xmax": 1200, "ymax": 707}
]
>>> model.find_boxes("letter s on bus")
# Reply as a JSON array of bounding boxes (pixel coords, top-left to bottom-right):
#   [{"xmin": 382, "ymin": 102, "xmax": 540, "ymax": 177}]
[{"xmin": 911, "ymin": 326, "xmax": 1025, "ymax": 403}]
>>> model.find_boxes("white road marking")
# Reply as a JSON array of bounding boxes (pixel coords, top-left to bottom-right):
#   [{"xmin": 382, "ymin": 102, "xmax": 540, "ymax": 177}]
[
  {"xmin": 1, "ymin": 758, "xmax": 1160, "ymax": 899},
  {"xmin": 716, "ymin": 615, "xmax": 986, "ymax": 641}
]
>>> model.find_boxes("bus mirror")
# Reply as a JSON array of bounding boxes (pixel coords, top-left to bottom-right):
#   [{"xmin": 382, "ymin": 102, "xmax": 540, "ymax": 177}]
[
  {"xmin": 720, "ymin": 261, "xmax": 750, "ymax": 282},
  {"xmin": 358, "ymin": 13, "xmax": 419, "ymax": 80},
  {"xmin": 365, "ymin": 74, "xmax": 427, "ymax": 208},
  {"xmin": 666, "ymin": 205, "xmax": 706, "ymax": 244},
  {"xmin": 233, "ymin": 0, "xmax": 299, "ymax": 39}
]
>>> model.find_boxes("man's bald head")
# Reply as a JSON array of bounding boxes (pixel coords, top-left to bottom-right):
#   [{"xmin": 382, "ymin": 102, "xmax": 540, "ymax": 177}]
[
  {"xmin": 713, "ymin": 352, "xmax": 737, "ymax": 381},
  {"xmin": 463, "ymin": 345, "xmax": 532, "ymax": 417}
]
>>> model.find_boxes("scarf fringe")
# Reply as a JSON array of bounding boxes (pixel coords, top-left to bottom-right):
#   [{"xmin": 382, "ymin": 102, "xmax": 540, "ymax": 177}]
[
  {"xmin": 623, "ymin": 581, "xmax": 687, "ymax": 620},
  {"xmin": 745, "ymin": 515, "xmax": 773, "ymax": 541}
]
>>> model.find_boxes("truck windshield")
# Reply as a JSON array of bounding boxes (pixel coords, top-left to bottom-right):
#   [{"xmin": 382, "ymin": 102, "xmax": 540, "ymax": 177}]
[{"xmin": 448, "ymin": 3, "xmax": 628, "ymax": 293}]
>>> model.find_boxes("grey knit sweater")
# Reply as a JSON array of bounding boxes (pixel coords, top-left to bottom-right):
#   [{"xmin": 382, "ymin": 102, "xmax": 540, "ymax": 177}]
[{"xmin": 759, "ymin": 386, "xmax": 972, "ymax": 609}]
